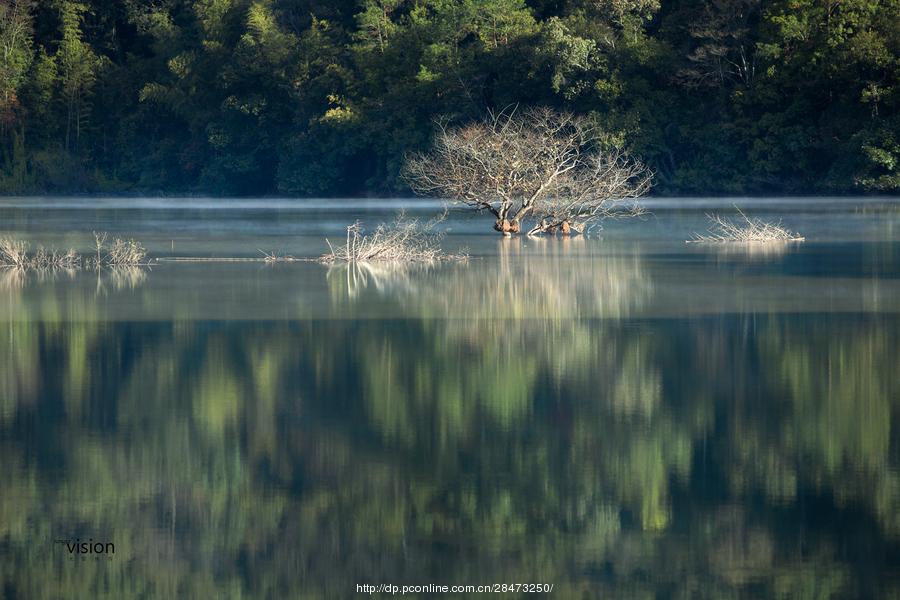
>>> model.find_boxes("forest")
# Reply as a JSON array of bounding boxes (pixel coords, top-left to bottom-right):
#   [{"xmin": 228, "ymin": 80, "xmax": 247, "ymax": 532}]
[{"xmin": 0, "ymin": 0, "xmax": 898, "ymax": 196}]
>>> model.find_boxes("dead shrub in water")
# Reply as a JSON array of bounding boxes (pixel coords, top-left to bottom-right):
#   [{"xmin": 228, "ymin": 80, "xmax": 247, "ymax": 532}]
[
  {"xmin": 0, "ymin": 238, "xmax": 80, "ymax": 269},
  {"xmin": 687, "ymin": 210, "xmax": 804, "ymax": 244},
  {"xmin": 89, "ymin": 231, "xmax": 149, "ymax": 266},
  {"xmin": 33, "ymin": 246, "xmax": 80, "ymax": 269},
  {"xmin": 106, "ymin": 237, "xmax": 148, "ymax": 266},
  {"xmin": 1, "ymin": 232, "xmax": 148, "ymax": 272},
  {"xmin": 320, "ymin": 213, "xmax": 464, "ymax": 264},
  {"xmin": 0, "ymin": 238, "xmax": 30, "ymax": 268}
]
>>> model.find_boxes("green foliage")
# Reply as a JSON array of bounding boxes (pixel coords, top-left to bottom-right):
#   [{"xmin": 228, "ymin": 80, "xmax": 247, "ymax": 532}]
[
  {"xmin": 0, "ymin": 0, "xmax": 897, "ymax": 194},
  {"xmin": 0, "ymin": 0, "xmax": 34, "ymax": 114},
  {"xmin": 56, "ymin": 1, "xmax": 102, "ymax": 151},
  {"xmin": 0, "ymin": 0, "xmax": 35, "ymax": 187}
]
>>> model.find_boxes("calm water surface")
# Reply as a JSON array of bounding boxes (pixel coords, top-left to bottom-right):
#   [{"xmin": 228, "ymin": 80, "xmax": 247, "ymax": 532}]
[{"xmin": 1, "ymin": 197, "xmax": 899, "ymax": 598}]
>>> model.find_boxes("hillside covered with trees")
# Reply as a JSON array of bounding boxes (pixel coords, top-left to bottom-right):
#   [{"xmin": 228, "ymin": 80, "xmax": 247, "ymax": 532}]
[{"xmin": 0, "ymin": 0, "xmax": 898, "ymax": 196}]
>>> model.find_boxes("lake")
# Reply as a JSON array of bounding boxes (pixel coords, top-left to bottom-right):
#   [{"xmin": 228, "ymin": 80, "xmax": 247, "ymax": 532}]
[{"xmin": 1, "ymin": 197, "xmax": 899, "ymax": 598}]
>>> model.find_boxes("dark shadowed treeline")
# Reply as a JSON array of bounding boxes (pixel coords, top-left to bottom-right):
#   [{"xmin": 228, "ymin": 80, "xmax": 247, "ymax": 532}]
[{"xmin": 0, "ymin": 0, "xmax": 898, "ymax": 196}]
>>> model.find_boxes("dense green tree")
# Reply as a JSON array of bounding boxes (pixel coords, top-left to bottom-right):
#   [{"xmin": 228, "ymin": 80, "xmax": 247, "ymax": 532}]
[
  {"xmin": 0, "ymin": 0, "xmax": 34, "ymax": 187},
  {"xmin": 56, "ymin": 1, "xmax": 102, "ymax": 152},
  {"xmin": 0, "ymin": 0, "xmax": 33, "ymax": 118},
  {"xmin": 0, "ymin": 0, "xmax": 896, "ymax": 195}
]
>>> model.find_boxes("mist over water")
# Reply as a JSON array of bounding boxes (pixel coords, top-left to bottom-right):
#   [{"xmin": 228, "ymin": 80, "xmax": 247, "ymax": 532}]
[{"xmin": 1, "ymin": 198, "xmax": 899, "ymax": 598}]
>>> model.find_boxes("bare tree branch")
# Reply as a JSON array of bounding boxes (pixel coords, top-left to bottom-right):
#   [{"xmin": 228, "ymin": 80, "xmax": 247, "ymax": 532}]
[{"xmin": 402, "ymin": 107, "xmax": 651, "ymax": 235}]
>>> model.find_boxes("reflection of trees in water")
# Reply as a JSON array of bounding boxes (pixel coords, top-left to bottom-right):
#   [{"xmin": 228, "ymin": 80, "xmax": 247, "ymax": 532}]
[
  {"xmin": 707, "ymin": 240, "xmax": 795, "ymax": 260},
  {"xmin": 102, "ymin": 266, "xmax": 148, "ymax": 291},
  {"xmin": 325, "ymin": 261, "xmax": 426, "ymax": 300},
  {"xmin": 727, "ymin": 317, "xmax": 900, "ymax": 535},
  {"xmin": 328, "ymin": 238, "xmax": 652, "ymax": 319},
  {"xmin": 0, "ymin": 309, "xmax": 898, "ymax": 596},
  {"xmin": 1, "ymin": 267, "xmax": 27, "ymax": 291},
  {"xmin": 0, "ymin": 266, "xmax": 78, "ymax": 290},
  {"xmin": 323, "ymin": 238, "xmax": 660, "ymax": 450},
  {"xmin": 326, "ymin": 238, "xmax": 658, "ymax": 442},
  {"xmin": 0, "ymin": 266, "xmax": 147, "ymax": 297}
]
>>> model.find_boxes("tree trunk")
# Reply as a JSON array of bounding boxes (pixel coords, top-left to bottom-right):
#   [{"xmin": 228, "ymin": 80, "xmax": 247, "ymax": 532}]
[
  {"xmin": 527, "ymin": 219, "xmax": 576, "ymax": 236},
  {"xmin": 493, "ymin": 219, "xmax": 520, "ymax": 234}
]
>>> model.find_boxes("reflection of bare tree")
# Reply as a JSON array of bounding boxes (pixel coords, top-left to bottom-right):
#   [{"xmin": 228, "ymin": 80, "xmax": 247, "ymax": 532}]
[
  {"xmin": 328, "ymin": 238, "xmax": 652, "ymax": 320},
  {"xmin": 326, "ymin": 238, "xmax": 659, "ymax": 441},
  {"xmin": 325, "ymin": 261, "xmax": 430, "ymax": 300},
  {"xmin": 0, "ymin": 266, "xmax": 79, "ymax": 291},
  {"xmin": 708, "ymin": 240, "xmax": 793, "ymax": 260},
  {"xmin": 0, "ymin": 268, "xmax": 25, "ymax": 291},
  {"xmin": 0, "ymin": 265, "xmax": 148, "ymax": 295},
  {"xmin": 107, "ymin": 266, "xmax": 148, "ymax": 290},
  {"xmin": 35, "ymin": 267, "xmax": 78, "ymax": 284}
]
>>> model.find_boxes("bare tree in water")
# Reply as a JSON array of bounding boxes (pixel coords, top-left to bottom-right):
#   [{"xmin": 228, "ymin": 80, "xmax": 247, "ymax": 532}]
[{"xmin": 403, "ymin": 107, "xmax": 651, "ymax": 235}]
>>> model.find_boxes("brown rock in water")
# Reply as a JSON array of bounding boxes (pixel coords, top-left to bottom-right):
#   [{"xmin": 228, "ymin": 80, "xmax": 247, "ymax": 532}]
[{"xmin": 560, "ymin": 221, "xmax": 571, "ymax": 235}]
